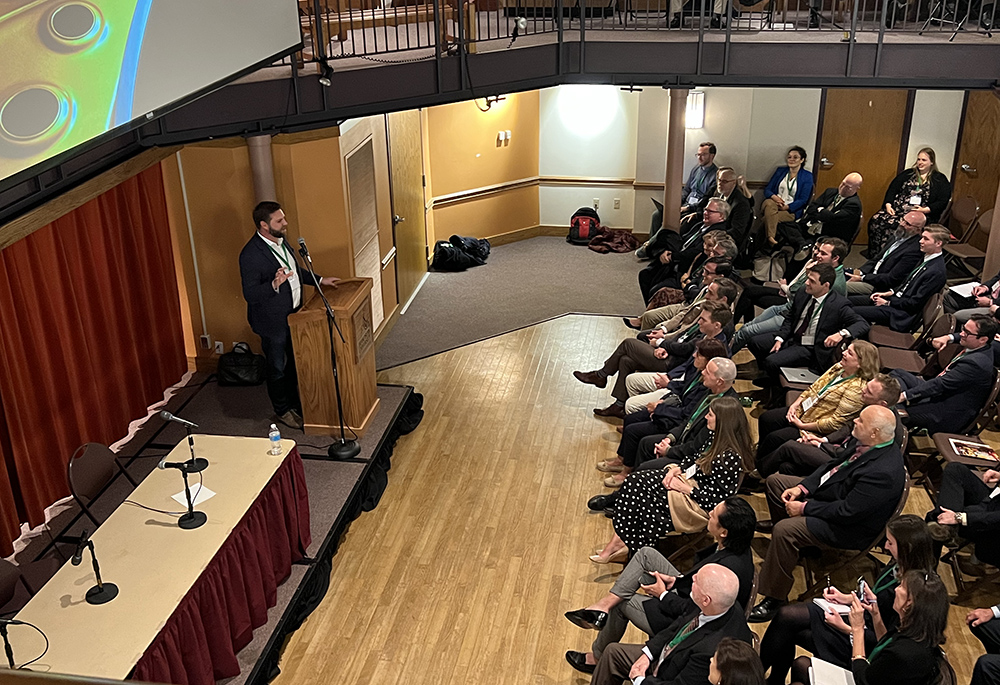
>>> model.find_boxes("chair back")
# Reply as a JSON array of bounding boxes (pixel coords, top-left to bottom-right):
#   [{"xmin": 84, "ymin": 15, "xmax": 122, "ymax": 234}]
[
  {"xmin": 898, "ymin": 425, "xmax": 909, "ymax": 456},
  {"xmin": 959, "ymin": 368, "xmax": 1000, "ymax": 436},
  {"xmin": 744, "ymin": 569, "xmax": 760, "ymax": 620},
  {"xmin": 920, "ymin": 343, "xmax": 962, "ymax": 377},
  {"xmin": 0, "ymin": 560, "xmax": 21, "ymax": 611},
  {"xmin": 892, "ymin": 468, "xmax": 911, "ymax": 521},
  {"xmin": 66, "ymin": 443, "xmax": 137, "ymax": 527},
  {"xmin": 949, "ymin": 196, "xmax": 980, "ymax": 242},
  {"xmin": 978, "ymin": 208, "xmax": 994, "ymax": 240},
  {"xmin": 920, "ymin": 291, "xmax": 945, "ymax": 332},
  {"xmin": 921, "ymin": 313, "xmax": 956, "ymax": 347}
]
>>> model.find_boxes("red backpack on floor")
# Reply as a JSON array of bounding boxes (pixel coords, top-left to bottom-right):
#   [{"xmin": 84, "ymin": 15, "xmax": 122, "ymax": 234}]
[{"xmin": 567, "ymin": 207, "xmax": 601, "ymax": 245}]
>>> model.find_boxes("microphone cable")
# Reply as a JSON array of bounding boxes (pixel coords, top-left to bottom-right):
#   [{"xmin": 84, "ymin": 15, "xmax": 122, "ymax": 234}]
[
  {"xmin": 1, "ymin": 619, "xmax": 49, "ymax": 669},
  {"xmin": 124, "ymin": 472, "xmax": 204, "ymax": 517}
]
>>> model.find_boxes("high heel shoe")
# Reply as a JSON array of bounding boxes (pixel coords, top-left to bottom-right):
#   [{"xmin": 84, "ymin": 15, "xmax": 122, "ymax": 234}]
[{"xmin": 589, "ymin": 547, "xmax": 629, "ymax": 564}]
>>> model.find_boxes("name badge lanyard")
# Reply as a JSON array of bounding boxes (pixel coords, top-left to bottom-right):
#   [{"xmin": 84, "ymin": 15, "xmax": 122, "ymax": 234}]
[
  {"xmin": 784, "ymin": 172, "xmax": 798, "ymax": 200},
  {"xmin": 267, "ymin": 241, "xmax": 294, "ymax": 273},
  {"xmin": 683, "ymin": 392, "xmax": 723, "ymax": 434},
  {"xmin": 816, "ymin": 373, "xmax": 855, "ymax": 398}
]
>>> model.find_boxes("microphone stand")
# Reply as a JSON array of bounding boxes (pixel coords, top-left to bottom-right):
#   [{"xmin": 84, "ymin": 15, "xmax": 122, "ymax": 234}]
[
  {"xmin": 183, "ymin": 426, "xmax": 209, "ymax": 473},
  {"xmin": 176, "ymin": 464, "xmax": 207, "ymax": 530},
  {"xmin": 78, "ymin": 539, "xmax": 118, "ymax": 605},
  {"xmin": 0, "ymin": 621, "xmax": 15, "ymax": 668},
  {"xmin": 299, "ymin": 245, "xmax": 361, "ymax": 459}
]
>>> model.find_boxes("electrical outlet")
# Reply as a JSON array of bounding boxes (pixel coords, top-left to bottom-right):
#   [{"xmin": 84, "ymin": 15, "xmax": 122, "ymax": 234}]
[
  {"xmin": 614, "ymin": 198, "xmax": 621, "ymax": 209},
  {"xmin": 593, "ymin": 198, "xmax": 600, "ymax": 209},
  {"xmin": 214, "ymin": 341, "xmax": 224, "ymax": 354},
  {"xmin": 200, "ymin": 334, "xmax": 212, "ymax": 350}
]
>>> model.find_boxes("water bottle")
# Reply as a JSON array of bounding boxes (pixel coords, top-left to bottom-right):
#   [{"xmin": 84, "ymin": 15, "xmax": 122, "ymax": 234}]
[{"xmin": 269, "ymin": 423, "xmax": 282, "ymax": 455}]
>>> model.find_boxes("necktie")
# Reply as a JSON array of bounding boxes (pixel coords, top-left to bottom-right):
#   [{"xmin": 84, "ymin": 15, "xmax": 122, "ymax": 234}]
[
  {"xmin": 793, "ymin": 298, "xmax": 817, "ymax": 341},
  {"xmin": 655, "ymin": 616, "xmax": 700, "ymax": 675}
]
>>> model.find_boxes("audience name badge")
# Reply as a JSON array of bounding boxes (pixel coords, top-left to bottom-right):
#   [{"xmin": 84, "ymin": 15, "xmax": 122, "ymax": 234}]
[
  {"xmin": 909, "ymin": 194, "xmax": 922, "ymax": 206},
  {"xmin": 684, "ymin": 463, "xmax": 698, "ymax": 479},
  {"xmin": 991, "ymin": 486, "xmax": 1000, "ymax": 499},
  {"xmin": 286, "ymin": 266, "xmax": 300, "ymax": 291},
  {"xmin": 819, "ymin": 469, "xmax": 834, "ymax": 487},
  {"xmin": 801, "ymin": 396, "xmax": 817, "ymax": 413},
  {"xmin": 687, "ymin": 193, "xmax": 701, "ymax": 205}
]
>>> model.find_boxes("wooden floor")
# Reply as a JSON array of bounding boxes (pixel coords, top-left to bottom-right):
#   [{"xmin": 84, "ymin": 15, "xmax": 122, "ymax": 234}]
[{"xmin": 275, "ymin": 314, "xmax": 993, "ymax": 685}]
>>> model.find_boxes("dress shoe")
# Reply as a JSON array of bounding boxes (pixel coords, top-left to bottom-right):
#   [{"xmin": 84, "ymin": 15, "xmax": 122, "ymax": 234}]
[
  {"xmin": 668, "ymin": 13, "xmax": 681, "ymax": 26},
  {"xmin": 604, "ymin": 473, "xmax": 626, "ymax": 487},
  {"xmin": 590, "ymin": 548, "xmax": 629, "ymax": 564},
  {"xmin": 588, "ymin": 494, "xmax": 613, "ymax": 511},
  {"xmin": 274, "ymin": 410, "xmax": 303, "ymax": 430},
  {"xmin": 566, "ymin": 651, "xmax": 596, "ymax": 674},
  {"xmin": 622, "ymin": 317, "xmax": 642, "ymax": 330},
  {"xmin": 749, "ymin": 597, "xmax": 785, "ymax": 623},
  {"xmin": 808, "ymin": 12, "xmax": 820, "ymax": 27},
  {"xmin": 756, "ymin": 519, "xmax": 774, "ymax": 534},
  {"xmin": 565, "ymin": 608, "xmax": 608, "ymax": 631},
  {"xmin": 604, "ymin": 506, "xmax": 616, "ymax": 519},
  {"xmin": 709, "ymin": 13, "xmax": 722, "ymax": 27},
  {"xmin": 597, "ymin": 459, "xmax": 624, "ymax": 473},
  {"xmin": 594, "ymin": 403, "xmax": 625, "ymax": 419},
  {"xmin": 574, "ymin": 370, "xmax": 608, "ymax": 388},
  {"xmin": 636, "ymin": 243, "xmax": 649, "ymax": 259}
]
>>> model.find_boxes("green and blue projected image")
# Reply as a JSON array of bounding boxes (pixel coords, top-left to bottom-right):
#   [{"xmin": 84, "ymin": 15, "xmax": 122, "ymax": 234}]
[{"xmin": 0, "ymin": 0, "xmax": 301, "ymax": 188}]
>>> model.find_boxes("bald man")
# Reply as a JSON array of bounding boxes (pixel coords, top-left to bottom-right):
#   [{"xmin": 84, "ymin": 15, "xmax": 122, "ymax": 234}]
[
  {"xmin": 846, "ymin": 210, "xmax": 925, "ymax": 296},
  {"xmin": 749, "ymin": 405, "xmax": 906, "ymax": 622},
  {"xmin": 582, "ymin": 563, "xmax": 753, "ymax": 685},
  {"xmin": 776, "ymin": 173, "xmax": 864, "ymax": 249}
]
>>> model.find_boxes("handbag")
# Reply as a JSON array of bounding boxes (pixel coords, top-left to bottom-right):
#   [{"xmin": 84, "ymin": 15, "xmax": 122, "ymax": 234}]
[
  {"xmin": 217, "ymin": 342, "xmax": 266, "ymax": 386},
  {"xmin": 666, "ymin": 474, "xmax": 710, "ymax": 533}
]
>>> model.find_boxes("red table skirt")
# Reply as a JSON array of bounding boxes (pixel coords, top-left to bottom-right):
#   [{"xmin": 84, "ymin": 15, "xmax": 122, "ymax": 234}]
[{"xmin": 132, "ymin": 447, "xmax": 311, "ymax": 685}]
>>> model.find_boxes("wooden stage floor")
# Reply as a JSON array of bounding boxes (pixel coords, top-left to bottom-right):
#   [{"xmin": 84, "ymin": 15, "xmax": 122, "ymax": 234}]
[{"xmin": 274, "ymin": 314, "xmax": 991, "ymax": 685}]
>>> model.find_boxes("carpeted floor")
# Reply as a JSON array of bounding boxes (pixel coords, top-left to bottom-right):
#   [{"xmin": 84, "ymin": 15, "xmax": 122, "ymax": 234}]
[{"xmin": 376, "ymin": 236, "xmax": 647, "ymax": 369}]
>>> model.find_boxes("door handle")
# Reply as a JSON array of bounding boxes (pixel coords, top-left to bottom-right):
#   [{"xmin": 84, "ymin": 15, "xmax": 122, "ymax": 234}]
[
  {"xmin": 393, "ymin": 214, "xmax": 406, "ymax": 224},
  {"xmin": 819, "ymin": 157, "xmax": 834, "ymax": 170},
  {"xmin": 962, "ymin": 163, "xmax": 978, "ymax": 174}
]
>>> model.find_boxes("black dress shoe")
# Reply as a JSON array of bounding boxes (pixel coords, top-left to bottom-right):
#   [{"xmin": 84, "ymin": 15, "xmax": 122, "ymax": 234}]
[
  {"xmin": 749, "ymin": 597, "xmax": 784, "ymax": 623},
  {"xmin": 755, "ymin": 519, "xmax": 774, "ymax": 534},
  {"xmin": 565, "ymin": 608, "xmax": 609, "ymax": 630},
  {"xmin": 604, "ymin": 507, "xmax": 616, "ymax": 519},
  {"xmin": 574, "ymin": 370, "xmax": 608, "ymax": 388},
  {"xmin": 622, "ymin": 317, "xmax": 641, "ymax": 330},
  {"xmin": 669, "ymin": 13, "xmax": 681, "ymax": 26},
  {"xmin": 566, "ymin": 650, "xmax": 597, "ymax": 674},
  {"xmin": 587, "ymin": 494, "xmax": 612, "ymax": 511},
  {"xmin": 709, "ymin": 13, "xmax": 722, "ymax": 27}
]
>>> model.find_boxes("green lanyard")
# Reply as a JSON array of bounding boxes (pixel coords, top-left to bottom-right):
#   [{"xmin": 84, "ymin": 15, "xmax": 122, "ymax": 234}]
[
  {"xmin": 265, "ymin": 239, "xmax": 293, "ymax": 271},
  {"xmin": 900, "ymin": 261, "xmax": 927, "ymax": 291},
  {"xmin": 817, "ymin": 373, "xmax": 855, "ymax": 398},
  {"xmin": 678, "ymin": 321, "xmax": 700, "ymax": 342},
  {"xmin": 667, "ymin": 618, "xmax": 699, "ymax": 650},
  {"xmin": 868, "ymin": 636, "xmax": 894, "ymax": 662},
  {"xmin": 682, "ymin": 374, "xmax": 702, "ymax": 397},
  {"xmin": 872, "ymin": 564, "xmax": 898, "ymax": 595},
  {"xmin": 684, "ymin": 393, "xmax": 722, "ymax": 433},
  {"xmin": 785, "ymin": 172, "xmax": 797, "ymax": 198}
]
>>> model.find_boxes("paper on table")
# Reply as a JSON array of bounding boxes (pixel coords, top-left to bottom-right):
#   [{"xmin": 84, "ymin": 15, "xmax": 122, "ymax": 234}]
[
  {"xmin": 812, "ymin": 597, "xmax": 850, "ymax": 615},
  {"xmin": 171, "ymin": 485, "xmax": 217, "ymax": 507},
  {"xmin": 950, "ymin": 281, "xmax": 981, "ymax": 298},
  {"xmin": 811, "ymin": 658, "xmax": 856, "ymax": 685}
]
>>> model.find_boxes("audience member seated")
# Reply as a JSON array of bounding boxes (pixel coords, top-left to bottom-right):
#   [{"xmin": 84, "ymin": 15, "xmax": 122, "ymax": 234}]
[
  {"xmin": 563, "ymin": 497, "xmax": 756, "ymax": 671},
  {"xmin": 747, "ymin": 263, "xmax": 869, "ymax": 384},
  {"xmin": 732, "ymin": 237, "xmax": 848, "ymax": 352},
  {"xmin": 754, "ymin": 340, "xmax": 880, "ymax": 465},
  {"xmin": 846, "ymin": 210, "xmax": 926, "ymax": 296},
  {"xmin": 585, "ymin": 564, "xmax": 753, "ymax": 685},
  {"xmin": 590, "ymin": 396, "xmax": 752, "ymax": 564},
  {"xmin": 925, "ymin": 462, "xmax": 1000, "ymax": 568},
  {"xmin": 847, "ymin": 571, "xmax": 948, "ymax": 685},
  {"xmin": 865, "ymin": 147, "xmax": 952, "ymax": 256},
  {"xmin": 757, "ymin": 373, "xmax": 901, "ymax": 478},
  {"xmin": 891, "ymin": 313, "xmax": 998, "ymax": 434},
  {"xmin": 749, "ymin": 405, "xmax": 905, "ymax": 622},
  {"xmin": 945, "ymin": 269, "xmax": 1000, "ymax": 324},
  {"xmin": 775, "ymin": 173, "xmax": 864, "ymax": 249},
  {"xmin": 626, "ymin": 272, "xmax": 737, "ymax": 335},
  {"xmin": 639, "ymin": 199, "xmax": 730, "ymax": 304},
  {"xmin": 851, "ymin": 225, "xmax": 949, "ymax": 332},
  {"xmin": 680, "ymin": 238, "xmax": 737, "ymax": 302},
  {"xmin": 760, "ymin": 515, "xmax": 936, "ymax": 685},
  {"xmin": 601, "ymin": 356, "xmax": 737, "ymax": 487},
  {"xmin": 677, "ymin": 169, "xmax": 754, "ymax": 246},
  {"xmin": 760, "ymin": 146, "xmax": 815, "ymax": 247},
  {"xmin": 622, "ymin": 337, "xmax": 730, "ymax": 422},
  {"xmin": 575, "ymin": 301, "xmax": 733, "ymax": 419},
  {"xmin": 710, "ymin": 638, "xmax": 766, "ymax": 685},
  {"xmin": 969, "ymin": 603, "xmax": 1000, "ymax": 685}
]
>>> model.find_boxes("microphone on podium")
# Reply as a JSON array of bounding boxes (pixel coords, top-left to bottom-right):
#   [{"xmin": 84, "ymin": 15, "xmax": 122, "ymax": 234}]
[
  {"xmin": 160, "ymin": 411, "xmax": 198, "ymax": 428},
  {"xmin": 298, "ymin": 237, "xmax": 313, "ymax": 264}
]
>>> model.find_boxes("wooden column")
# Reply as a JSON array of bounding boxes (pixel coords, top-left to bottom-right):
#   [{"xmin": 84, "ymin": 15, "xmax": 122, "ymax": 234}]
[
  {"xmin": 247, "ymin": 134, "xmax": 277, "ymax": 203},
  {"xmin": 982, "ymin": 177, "xmax": 1000, "ymax": 278},
  {"xmin": 663, "ymin": 88, "xmax": 690, "ymax": 232}
]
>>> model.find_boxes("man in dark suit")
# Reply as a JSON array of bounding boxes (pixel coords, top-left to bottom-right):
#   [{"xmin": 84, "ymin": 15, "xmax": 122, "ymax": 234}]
[
  {"xmin": 846, "ymin": 210, "xmax": 925, "ymax": 296},
  {"xmin": 851, "ymin": 225, "xmax": 949, "ymax": 332},
  {"xmin": 891, "ymin": 313, "xmax": 998, "ymax": 434},
  {"xmin": 586, "ymin": 563, "xmax": 753, "ymax": 685},
  {"xmin": 749, "ymin": 405, "xmax": 906, "ymax": 621},
  {"xmin": 776, "ymin": 173, "xmax": 863, "ymax": 249},
  {"xmin": 239, "ymin": 201, "xmax": 340, "ymax": 429},
  {"xmin": 757, "ymin": 373, "xmax": 902, "ymax": 478},
  {"xmin": 926, "ymin": 462, "xmax": 1000, "ymax": 568},
  {"xmin": 677, "ymin": 169, "xmax": 754, "ymax": 244},
  {"xmin": 945, "ymin": 268, "xmax": 1000, "ymax": 324},
  {"xmin": 565, "ymin": 497, "xmax": 756, "ymax": 670},
  {"xmin": 968, "ymin": 603, "xmax": 1000, "ymax": 685},
  {"xmin": 748, "ymin": 262, "xmax": 870, "ymax": 382}
]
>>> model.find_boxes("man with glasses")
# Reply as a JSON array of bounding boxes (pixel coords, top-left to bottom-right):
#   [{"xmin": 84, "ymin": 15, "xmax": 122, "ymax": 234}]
[
  {"xmin": 675, "ymin": 168, "xmax": 753, "ymax": 244},
  {"xmin": 776, "ymin": 173, "xmax": 864, "ymax": 249},
  {"xmin": 890, "ymin": 313, "xmax": 998, "ymax": 434},
  {"xmin": 846, "ymin": 210, "xmax": 925, "ymax": 296}
]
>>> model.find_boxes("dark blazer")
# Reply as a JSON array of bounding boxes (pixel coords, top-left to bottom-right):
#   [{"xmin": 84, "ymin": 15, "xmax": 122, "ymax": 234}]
[
  {"xmin": 644, "ymin": 545, "xmax": 755, "ymax": 634},
  {"xmin": 666, "ymin": 387, "xmax": 739, "ymax": 444},
  {"xmin": 860, "ymin": 234, "xmax": 923, "ymax": 291},
  {"xmin": 799, "ymin": 440, "xmax": 906, "ymax": 549},
  {"xmin": 880, "ymin": 254, "xmax": 947, "ymax": 331},
  {"xmin": 661, "ymin": 328, "xmax": 728, "ymax": 367},
  {"xmin": 895, "ymin": 343, "xmax": 995, "ymax": 434},
  {"xmin": 883, "ymin": 169, "xmax": 951, "ymax": 224},
  {"xmin": 239, "ymin": 233, "xmax": 321, "ymax": 338},
  {"xmin": 764, "ymin": 166, "xmax": 815, "ymax": 217},
  {"xmin": 800, "ymin": 188, "xmax": 863, "ymax": 243},
  {"xmin": 641, "ymin": 605, "xmax": 753, "ymax": 685},
  {"xmin": 851, "ymin": 632, "xmax": 942, "ymax": 685},
  {"xmin": 676, "ymin": 220, "xmax": 727, "ymax": 274},
  {"xmin": 721, "ymin": 191, "xmax": 754, "ymax": 245},
  {"xmin": 777, "ymin": 289, "xmax": 870, "ymax": 370}
]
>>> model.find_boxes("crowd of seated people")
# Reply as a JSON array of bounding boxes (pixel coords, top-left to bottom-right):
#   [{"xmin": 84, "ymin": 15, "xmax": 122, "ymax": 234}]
[{"xmin": 561, "ymin": 141, "xmax": 1000, "ymax": 684}]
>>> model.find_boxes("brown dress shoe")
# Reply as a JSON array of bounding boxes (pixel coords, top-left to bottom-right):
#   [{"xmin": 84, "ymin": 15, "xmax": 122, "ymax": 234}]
[
  {"xmin": 574, "ymin": 370, "xmax": 608, "ymax": 388},
  {"xmin": 275, "ymin": 410, "xmax": 303, "ymax": 430},
  {"xmin": 594, "ymin": 403, "xmax": 625, "ymax": 419}
]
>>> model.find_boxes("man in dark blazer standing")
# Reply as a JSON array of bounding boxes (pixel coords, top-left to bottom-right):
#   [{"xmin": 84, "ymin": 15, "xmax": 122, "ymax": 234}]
[
  {"xmin": 748, "ymin": 262, "xmax": 870, "ymax": 381},
  {"xmin": 749, "ymin": 405, "xmax": 905, "ymax": 622},
  {"xmin": 846, "ymin": 210, "xmax": 925, "ymax": 296},
  {"xmin": 589, "ymin": 563, "xmax": 753, "ymax": 685},
  {"xmin": 239, "ymin": 201, "xmax": 340, "ymax": 429},
  {"xmin": 891, "ymin": 313, "xmax": 998, "ymax": 434},
  {"xmin": 776, "ymin": 173, "xmax": 863, "ymax": 248},
  {"xmin": 851, "ymin": 225, "xmax": 949, "ymax": 332}
]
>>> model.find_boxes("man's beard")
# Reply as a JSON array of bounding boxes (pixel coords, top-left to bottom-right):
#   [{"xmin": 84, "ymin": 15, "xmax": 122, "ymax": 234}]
[{"xmin": 267, "ymin": 226, "xmax": 285, "ymax": 240}]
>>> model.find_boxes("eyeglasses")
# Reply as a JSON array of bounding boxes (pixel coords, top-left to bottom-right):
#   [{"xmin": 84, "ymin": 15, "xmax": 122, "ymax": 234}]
[
  {"xmin": 705, "ymin": 209, "xmax": 722, "ymax": 215},
  {"xmin": 960, "ymin": 326, "xmax": 982, "ymax": 337}
]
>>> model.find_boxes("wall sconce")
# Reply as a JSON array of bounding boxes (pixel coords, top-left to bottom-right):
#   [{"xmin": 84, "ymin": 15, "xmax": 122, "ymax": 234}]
[
  {"xmin": 476, "ymin": 94, "xmax": 507, "ymax": 112},
  {"xmin": 685, "ymin": 90, "xmax": 705, "ymax": 129}
]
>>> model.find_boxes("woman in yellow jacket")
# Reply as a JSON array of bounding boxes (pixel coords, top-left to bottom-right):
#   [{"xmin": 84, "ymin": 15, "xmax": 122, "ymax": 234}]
[{"xmin": 754, "ymin": 340, "xmax": 880, "ymax": 462}]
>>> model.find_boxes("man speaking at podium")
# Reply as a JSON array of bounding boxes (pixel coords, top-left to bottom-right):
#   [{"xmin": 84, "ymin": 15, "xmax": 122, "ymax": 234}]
[{"xmin": 240, "ymin": 201, "xmax": 340, "ymax": 430}]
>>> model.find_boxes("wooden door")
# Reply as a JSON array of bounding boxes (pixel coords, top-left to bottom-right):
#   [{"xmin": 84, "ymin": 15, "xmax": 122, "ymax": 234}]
[
  {"xmin": 954, "ymin": 91, "xmax": 1000, "ymax": 231},
  {"xmin": 387, "ymin": 109, "xmax": 429, "ymax": 308},
  {"xmin": 814, "ymin": 89, "xmax": 910, "ymax": 245}
]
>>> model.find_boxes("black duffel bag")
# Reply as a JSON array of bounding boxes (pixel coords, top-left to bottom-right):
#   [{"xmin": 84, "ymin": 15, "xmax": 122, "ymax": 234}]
[{"xmin": 217, "ymin": 342, "xmax": 266, "ymax": 386}]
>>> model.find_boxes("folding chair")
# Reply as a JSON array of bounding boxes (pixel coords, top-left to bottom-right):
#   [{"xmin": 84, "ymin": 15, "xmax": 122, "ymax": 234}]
[
  {"xmin": 877, "ymin": 314, "xmax": 956, "ymax": 374},
  {"xmin": 868, "ymin": 291, "xmax": 944, "ymax": 350},
  {"xmin": 945, "ymin": 207, "xmax": 993, "ymax": 278}
]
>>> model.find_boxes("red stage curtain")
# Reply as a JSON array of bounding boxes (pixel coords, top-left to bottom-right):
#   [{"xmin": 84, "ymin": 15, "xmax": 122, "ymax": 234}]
[{"xmin": 0, "ymin": 164, "xmax": 186, "ymax": 555}]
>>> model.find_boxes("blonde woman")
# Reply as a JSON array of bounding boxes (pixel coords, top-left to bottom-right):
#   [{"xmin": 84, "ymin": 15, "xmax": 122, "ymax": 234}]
[{"xmin": 866, "ymin": 147, "xmax": 951, "ymax": 254}]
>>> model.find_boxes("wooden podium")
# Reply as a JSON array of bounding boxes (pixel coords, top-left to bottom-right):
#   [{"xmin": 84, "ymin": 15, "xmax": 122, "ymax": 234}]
[{"xmin": 289, "ymin": 278, "xmax": 379, "ymax": 437}]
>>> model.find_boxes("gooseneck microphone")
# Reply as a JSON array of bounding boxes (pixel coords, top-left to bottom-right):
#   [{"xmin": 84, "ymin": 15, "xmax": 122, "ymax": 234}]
[{"xmin": 160, "ymin": 410, "xmax": 198, "ymax": 428}]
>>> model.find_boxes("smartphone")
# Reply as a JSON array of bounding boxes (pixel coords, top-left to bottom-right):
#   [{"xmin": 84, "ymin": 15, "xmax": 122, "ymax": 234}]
[
  {"xmin": 857, "ymin": 577, "xmax": 870, "ymax": 600},
  {"xmin": 640, "ymin": 572, "xmax": 656, "ymax": 586}
]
